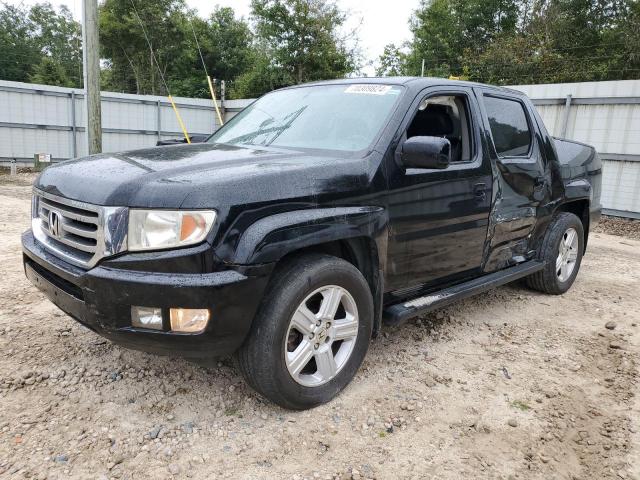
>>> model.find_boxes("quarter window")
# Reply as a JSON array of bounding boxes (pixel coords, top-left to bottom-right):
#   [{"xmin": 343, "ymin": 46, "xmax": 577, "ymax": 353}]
[{"xmin": 483, "ymin": 96, "xmax": 532, "ymax": 157}]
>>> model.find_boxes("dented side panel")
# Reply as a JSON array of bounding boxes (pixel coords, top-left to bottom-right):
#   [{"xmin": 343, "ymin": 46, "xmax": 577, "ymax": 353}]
[{"xmin": 475, "ymin": 89, "xmax": 553, "ymax": 273}]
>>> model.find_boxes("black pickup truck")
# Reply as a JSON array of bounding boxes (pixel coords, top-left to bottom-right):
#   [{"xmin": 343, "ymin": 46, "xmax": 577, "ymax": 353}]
[{"xmin": 22, "ymin": 78, "xmax": 602, "ymax": 409}]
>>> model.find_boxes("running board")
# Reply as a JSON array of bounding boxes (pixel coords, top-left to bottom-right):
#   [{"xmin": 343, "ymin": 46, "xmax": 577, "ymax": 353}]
[{"xmin": 383, "ymin": 261, "xmax": 545, "ymax": 326}]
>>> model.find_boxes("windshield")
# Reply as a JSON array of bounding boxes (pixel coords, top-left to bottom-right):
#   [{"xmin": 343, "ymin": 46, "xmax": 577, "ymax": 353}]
[{"xmin": 208, "ymin": 84, "xmax": 403, "ymax": 152}]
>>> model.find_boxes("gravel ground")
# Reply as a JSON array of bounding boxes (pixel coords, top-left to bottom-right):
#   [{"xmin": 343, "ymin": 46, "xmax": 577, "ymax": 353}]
[
  {"xmin": 1, "ymin": 174, "xmax": 639, "ymax": 480},
  {"xmin": 594, "ymin": 216, "xmax": 640, "ymax": 241}
]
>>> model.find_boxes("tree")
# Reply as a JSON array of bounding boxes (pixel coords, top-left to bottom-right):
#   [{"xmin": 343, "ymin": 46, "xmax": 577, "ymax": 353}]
[
  {"xmin": 230, "ymin": 44, "xmax": 291, "ymax": 98},
  {"xmin": 29, "ymin": 3, "xmax": 83, "ymax": 86},
  {"xmin": 99, "ymin": 0, "xmax": 193, "ymax": 95},
  {"xmin": 408, "ymin": 0, "xmax": 519, "ymax": 77},
  {"xmin": 399, "ymin": 0, "xmax": 638, "ymax": 85},
  {"xmin": 0, "ymin": 2, "xmax": 82, "ymax": 87},
  {"xmin": 99, "ymin": 1, "xmax": 255, "ymax": 97},
  {"xmin": 200, "ymin": 7, "xmax": 254, "ymax": 82},
  {"xmin": 250, "ymin": 0, "xmax": 358, "ymax": 86},
  {"xmin": 376, "ymin": 44, "xmax": 407, "ymax": 76},
  {"xmin": 30, "ymin": 56, "xmax": 75, "ymax": 87},
  {"xmin": 171, "ymin": 7, "xmax": 254, "ymax": 98},
  {"xmin": 0, "ymin": 4, "xmax": 41, "ymax": 83}
]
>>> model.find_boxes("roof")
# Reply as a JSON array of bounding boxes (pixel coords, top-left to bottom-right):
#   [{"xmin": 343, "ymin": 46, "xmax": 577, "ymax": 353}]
[{"xmin": 287, "ymin": 76, "xmax": 525, "ymax": 96}]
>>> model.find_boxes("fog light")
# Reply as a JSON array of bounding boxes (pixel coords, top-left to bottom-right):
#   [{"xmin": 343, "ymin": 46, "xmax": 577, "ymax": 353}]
[
  {"xmin": 170, "ymin": 308, "xmax": 210, "ymax": 333},
  {"xmin": 131, "ymin": 306, "xmax": 163, "ymax": 330},
  {"xmin": 131, "ymin": 307, "xmax": 162, "ymax": 330}
]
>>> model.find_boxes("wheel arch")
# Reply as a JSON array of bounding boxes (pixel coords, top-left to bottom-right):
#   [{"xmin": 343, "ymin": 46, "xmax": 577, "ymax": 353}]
[
  {"xmin": 230, "ymin": 207, "xmax": 388, "ymax": 337},
  {"xmin": 555, "ymin": 198, "xmax": 590, "ymax": 251}
]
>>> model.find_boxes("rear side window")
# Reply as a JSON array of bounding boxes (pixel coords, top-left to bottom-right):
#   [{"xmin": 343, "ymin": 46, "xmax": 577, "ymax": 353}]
[{"xmin": 483, "ymin": 96, "xmax": 532, "ymax": 157}]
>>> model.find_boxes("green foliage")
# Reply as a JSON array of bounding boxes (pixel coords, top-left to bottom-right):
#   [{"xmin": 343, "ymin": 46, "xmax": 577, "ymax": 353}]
[
  {"xmin": 376, "ymin": 44, "xmax": 406, "ymax": 77},
  {"xmin": 99, "ymin": 0, "xmax": 193, "ymax": 95},
  {"xmin": 8, "ymin": 0, "xmax": 633, "ymax": 96},
  {"xmin": 230, "ymin": 45, "xmax": 291, "ymax": 99},
  {"xmin": 250, "ymin": 0, "xmax": 357, "ymax": 85},
  {"xmin": 29, "ymin": 3, "xmax": 83, "ymax": 86},
  {"xmin": 1, "ymin": 0, "xmax": 358, "ymax": 98},
  {"xmin": 99, "ymin": 1, "xmax": 255, "ymax": 97},
  {"xmin": 511, "ymin": 400, "xmax": 531, "ymax": 411},
  {"xmin": 0, "ymin": 5, "xmax": 40, "ymax": 82},
  {"xmin": 0, "ymin": 3, "xmax": 81, "ymax": 87},
  {"xmin": 30, "ymin": 57, "xmax": 75, "ymax": 87},
  {"xmin": 379, "ymin": 0, "xmax": 639, "ymax": 85}
]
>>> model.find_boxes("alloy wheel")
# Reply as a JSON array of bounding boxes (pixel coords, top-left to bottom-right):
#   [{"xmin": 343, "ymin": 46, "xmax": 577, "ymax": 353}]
[
  {"xmin": 556, "ymin": 227, "xmax": 579, "ymax": 282},
  {"xmin": 284, "ymin": 285, "xmax": 359, "ymax": 387}
]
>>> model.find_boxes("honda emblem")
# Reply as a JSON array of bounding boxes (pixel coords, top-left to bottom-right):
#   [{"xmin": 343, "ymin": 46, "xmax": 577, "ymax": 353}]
[{"xmin": 48, "ymin": 210, "xmax": 61, "ymax": 238}]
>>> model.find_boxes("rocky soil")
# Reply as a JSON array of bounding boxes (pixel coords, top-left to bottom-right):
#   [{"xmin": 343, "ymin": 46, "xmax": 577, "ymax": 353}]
[
  {"xmin": 594, "ymin": 216, "xmax": 640, "ymax": 241},
  {"xmin": 0, "ymin": 173, "xmax": 638, "ymax": 480}
]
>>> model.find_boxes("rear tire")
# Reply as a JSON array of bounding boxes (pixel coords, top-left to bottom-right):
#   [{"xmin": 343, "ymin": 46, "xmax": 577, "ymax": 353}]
[
  {"xmin": 236, "ymin": 253, "xmax": 373, "ymax": 410},
  {"xmin": 526, "ymin": 212, "xmax": 584, "ymax": 295}
]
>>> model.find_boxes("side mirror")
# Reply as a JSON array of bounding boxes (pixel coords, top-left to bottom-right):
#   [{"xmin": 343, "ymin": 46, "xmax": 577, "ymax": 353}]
[
  {"xmin": 189, "ymin": 135, "xmax": 209, "ymax": 144},
  {"xmin": 156, "ymin": 135, "xmax": 208, "ymax": 146},
  {"xmin": 400, "ymin": 136, "xmax": 451, "ymax": 170}
]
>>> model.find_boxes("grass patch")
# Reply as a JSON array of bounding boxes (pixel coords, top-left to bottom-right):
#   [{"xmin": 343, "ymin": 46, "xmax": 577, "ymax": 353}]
[
  {"xmin": 224, "ymin": 407, "xmax": 240, "ymax": 416},
  {"xmin": 511, "ymin": 400, "xmax": 531, "ymax": 411}
]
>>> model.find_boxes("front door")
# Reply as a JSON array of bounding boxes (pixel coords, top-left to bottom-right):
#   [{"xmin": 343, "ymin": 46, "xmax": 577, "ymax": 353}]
[{"xmin": 384, "ymin": 87, "xmax": 493, "ymax": 293}]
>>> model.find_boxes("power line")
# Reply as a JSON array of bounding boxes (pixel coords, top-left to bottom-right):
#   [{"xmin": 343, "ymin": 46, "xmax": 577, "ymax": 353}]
[
  {"xmin": 128, "ymin": 0, "xmax": 170, "ymax": 95},
  {"xmin": 189, "ymin": 19, "xmax": 209, "ymax": 78},
  {"xmin": 187, "ymin": 16, "xmax": 224, "ymax": 126},
  {"xmin": 128, "ymin": 0, "xmax": 191, "ymax": 143}
]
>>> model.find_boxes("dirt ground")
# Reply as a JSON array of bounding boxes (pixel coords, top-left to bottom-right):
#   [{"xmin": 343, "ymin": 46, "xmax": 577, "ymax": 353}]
[{"xmin": 0, "ymin": 173, "xmax": 638, "ymax": 480}]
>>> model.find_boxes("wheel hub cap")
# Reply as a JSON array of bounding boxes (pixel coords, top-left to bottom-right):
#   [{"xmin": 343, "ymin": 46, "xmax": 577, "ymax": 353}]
[
  {"xmin": 284, "ymin": 285, "xmax": 359, "ymax": 387},
  {"xmin": 556, "ymin": 227, "xmax": 579, "ymax": 282}
]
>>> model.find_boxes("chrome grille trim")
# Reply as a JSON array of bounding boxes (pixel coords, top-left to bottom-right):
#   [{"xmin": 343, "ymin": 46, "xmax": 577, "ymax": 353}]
[{"xmin": 32, "ymin": 189, "xmax": 128, "ymax": 269}]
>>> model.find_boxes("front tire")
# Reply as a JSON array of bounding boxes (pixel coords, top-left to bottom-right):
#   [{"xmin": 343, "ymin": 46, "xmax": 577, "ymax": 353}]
[
  {"xmin": 236, "ymin": 253, "xmax": 374, "ymax": 410},
  {"xmin": 526, "ymin": 212, "xmax": 584, "ymax": 295}
]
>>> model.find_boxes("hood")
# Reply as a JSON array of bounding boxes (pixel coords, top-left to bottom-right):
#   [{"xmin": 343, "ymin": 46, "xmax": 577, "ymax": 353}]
[{"xmin": 35, "ymin": 143, "xmax": 372, "ymax": 209}]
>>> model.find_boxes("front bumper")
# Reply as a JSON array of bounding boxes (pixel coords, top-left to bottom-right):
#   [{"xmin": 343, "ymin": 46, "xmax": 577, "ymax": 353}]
[{"xmin": 22, "ymin": 230, "xmax": 271, "ymax": 359}]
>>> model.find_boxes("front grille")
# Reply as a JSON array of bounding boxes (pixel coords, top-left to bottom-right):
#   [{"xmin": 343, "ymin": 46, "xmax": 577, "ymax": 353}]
[
  {"xmin": 37, "ymin": 194, "xmax": 99, "ymax": 263},
  {"xmin": 32, "ymin": 190, "xmax": 128, "ymax": 269}
]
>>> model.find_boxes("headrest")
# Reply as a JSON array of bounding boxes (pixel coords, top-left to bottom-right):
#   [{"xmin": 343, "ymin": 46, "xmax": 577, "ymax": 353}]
[{"xmin": 413, "ymin": 104, "xmax": 454, "ymax": 136}]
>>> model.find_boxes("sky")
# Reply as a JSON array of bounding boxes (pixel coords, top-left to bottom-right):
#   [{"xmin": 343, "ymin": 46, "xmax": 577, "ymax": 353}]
[{"xmin": 5, "ymin": 0, "xmax": 420, "ymax": 75}]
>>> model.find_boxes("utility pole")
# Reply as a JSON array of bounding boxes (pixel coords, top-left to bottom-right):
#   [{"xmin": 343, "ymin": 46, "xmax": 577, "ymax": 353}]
[{"xmin": 82, "ymin": 0, "xmax": 102, "ymax": 154}]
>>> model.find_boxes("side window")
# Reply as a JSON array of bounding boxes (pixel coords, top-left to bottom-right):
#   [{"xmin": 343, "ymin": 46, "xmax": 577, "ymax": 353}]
[
  {"xmin": 405, "ymin": 94, "xmax": 473, "ymax": 163},
  {"xmin": 483, "ymin": 96, "xmax": 532, "ymax": 157}
]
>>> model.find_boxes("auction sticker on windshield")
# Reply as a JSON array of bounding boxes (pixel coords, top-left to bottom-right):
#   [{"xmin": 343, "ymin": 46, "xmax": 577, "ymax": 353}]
[{"xmin": 344, "ymin": 85, "xmax": 394, "ymax": 95}]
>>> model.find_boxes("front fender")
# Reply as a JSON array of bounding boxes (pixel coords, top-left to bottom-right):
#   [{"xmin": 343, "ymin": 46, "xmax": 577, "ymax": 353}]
[{"xmin": 229, "ymin": 206, "xmax": 388, "ymax": 266}]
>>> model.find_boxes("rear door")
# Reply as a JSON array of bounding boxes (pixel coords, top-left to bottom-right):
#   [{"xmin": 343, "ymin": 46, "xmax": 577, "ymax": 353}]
[
  {"xmin": 476, "ymin": 90, "xmax": 550, "ymax": 272},
  {"xmin": 384, "ymin": 86, "xmax": 493, "ymax": 292}
]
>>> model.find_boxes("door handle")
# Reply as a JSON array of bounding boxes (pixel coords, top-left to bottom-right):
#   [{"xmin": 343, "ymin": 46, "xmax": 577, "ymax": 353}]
[{"xmin": 473, "ymin": 183, "xmax": 487, "ymax": 202}]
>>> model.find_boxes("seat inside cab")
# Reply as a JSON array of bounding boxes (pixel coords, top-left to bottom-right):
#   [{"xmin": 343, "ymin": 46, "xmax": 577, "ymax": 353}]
[{"xmin": 406, "ymin": 95, "xmax": 472, "ymax": 163}]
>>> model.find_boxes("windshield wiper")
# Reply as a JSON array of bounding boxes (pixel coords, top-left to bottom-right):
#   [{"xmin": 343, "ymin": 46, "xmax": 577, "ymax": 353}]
[
  {"xmin": 264, "ymin": 106, "xmax": 306, "ymax": 146},
  {"xmin": 227, "ymin": 106, "xmax": 307, "ymax": 146}
]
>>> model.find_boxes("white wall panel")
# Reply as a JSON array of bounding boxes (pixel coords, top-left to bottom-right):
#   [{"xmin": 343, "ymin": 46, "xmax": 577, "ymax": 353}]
[
  {"xmin": 0, "ymin": 80, "xmax": 249, "ymax": 162},
  {"xmin": 1, "ymin": 78, "xmax": 637, "ymax": 216},
  {"xmin": 511, "ymin": 80, "xmax": 640, "ymax": 217}
]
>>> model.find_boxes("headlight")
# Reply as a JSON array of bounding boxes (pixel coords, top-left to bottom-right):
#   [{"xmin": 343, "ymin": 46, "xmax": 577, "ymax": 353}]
[{"xmin": 128, "ymin": 210, "xmax": 216, "ymax": 252}]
